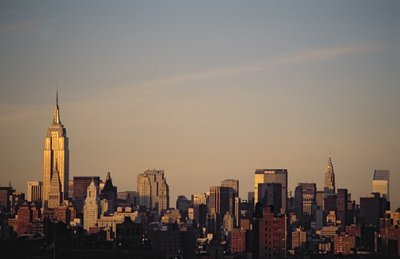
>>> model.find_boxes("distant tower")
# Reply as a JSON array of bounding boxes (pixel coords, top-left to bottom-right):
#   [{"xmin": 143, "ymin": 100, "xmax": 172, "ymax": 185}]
[
  {"xmin": 158, "ymin": 180, "xmax": 169, "ymax": 214},
  {"xmin": 137, "ymin": 174, "xmax": 151, "ymax": 208},
  {"xmin": 324, "ymin": 155, "xmax": 336, "ymax": 194},
  {"xmin": 254, "ymin": 169, "xmax": 288, "ymax": 211},
  {"xmin": 101, "ymin": 172, "xmax": 117, "ymax": 214},
  {"xmin": 48, "ymin": 163, "xmax": 62, "ymax": 209},
  {"xmin": 372, "ymin": 170, "xmax": 390, "ymax": 200},
  {"xmin": 137, "ymin": 169, "xmax": 169, "ymax": 214},
  {"xmin": 83, "ymin": 178, "xmax": 100, "ymax": 231},
  {"xmin": 42, "ymin": 91, "xmax": 69, "ymax": 208},
  {"xmin": 27, "ymin": 181, "xmax": 42, "ymax": 203}
]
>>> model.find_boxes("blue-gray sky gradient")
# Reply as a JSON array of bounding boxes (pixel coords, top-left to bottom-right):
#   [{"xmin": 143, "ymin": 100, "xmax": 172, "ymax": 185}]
[{"xmin": 1, "ymin": 1, "xmax": 399, "ymax": 208}]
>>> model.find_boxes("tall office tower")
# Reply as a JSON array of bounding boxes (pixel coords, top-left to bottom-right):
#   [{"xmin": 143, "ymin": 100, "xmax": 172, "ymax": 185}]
[
  {"xmin": 258, "ymin": 183, "xmax": 282, "ymax": 215},
  {"xmin": 48, "ymin": 165, "xmax": 62, "ymax": 209},
  {"xmin": 298, "ymin": 183, "xmax": 316, "ymax": 216},
  {"xmin": 0, "ymin": 186, "xmax": 14, "ymax": 213},
  {"xmin": 83, "ymin": 178, "xmax": 100, "ymax": 231},
  {"xmin": 43, "ymin": 92, "xmax": 69, "ymax": 208},
  {"xmin": 254, "ymin": 169, "xmax": 288, "ymax": 211},
  {"xmin": 137, "ymin": 169, "xmax": 169, "ymax": 213},
  {"xmin": 208, "ymin": 186, "xmax": 230, "ymax": 217},
  {"xmin": 324, "ymin": 155, "xmax": 335, "ymax": 194},
  {"xmin": 336, "ymin": 188, "xmax": 348, "ymax": 230},
  {"xmin": 101, "ymin": 172, "xmax": 117, "ymax": 213},
  {"xmin": 158, "ymin": 179, "xmax": 169, "ymax": 214},
  {"xmin": 73, "ymin": 176, "xmax": 100, "ymax": 213},
  {"xmin": 221, "ymin": 179, "xmax": 239, "ymax": 222},
  {"xmin": 294, "ymin": 185, "xmax": 303, "ymax": 219},
  {"xmin": 192, "ymin": 193, "xmax": 207, "ymax": 205},
  {"xmin": 372, "ymin": 170, "xmax": 390, "ymax": 200},
  {"xmin": 221, "ymin": 179, "xmax": 239, "ymax": 197},
  {"xmin": 360, "ymin": 193, "xmax": 388, "ymax": 227},
  {"xmin": 27, "ymin": 181, "xmax": 42, "ymax": 203}
]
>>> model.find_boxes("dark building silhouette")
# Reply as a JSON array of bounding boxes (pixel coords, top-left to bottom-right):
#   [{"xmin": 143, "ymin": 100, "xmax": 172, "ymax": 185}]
[
  {"xmin": 101, "ymin": 172, "xmax": 117, "ymax": 213},
  {"xmin": 192, "ymin": 203, "xmax": 207, "ymax": 228},
  {"xmin": 324, "ymin": 194, "xmax": 337, "ymax": 215},
  {"xmin": 115, "ymin": 216, "xmax": 143, "ymax": 249},
  {"xmin": 258, "ymin": 183, "xmax": 282, "ymax": 215},
  {"xmin": 294, "ymin": 185, "xmax": 303, "ymax": 220},
  {"xmin": 0, "ymin": 186, "xmax": 13, "ymax": 213},
  {"xmin": 360, "ymin": 193, "xmax": 389, "ymax": 227},
  {"xmin": 149, "ymin": 224, "xmax": 196, "ymax": 259},
  {"xmin": 337, "ymin": 188, "xmax": 348, "ymax": 230},
  {"xmin": 208, "ymin": 186, "xmax": 230, "ymax": 220},
  {"xmin": 176, "ymin": 195, "xmax": 190, "ymax": 219}
]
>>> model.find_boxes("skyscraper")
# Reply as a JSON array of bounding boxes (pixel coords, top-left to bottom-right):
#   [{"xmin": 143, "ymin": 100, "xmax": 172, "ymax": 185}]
[
  {"xmin": 336, "ymin": 188, "xmax": 348, "ymax": 230},
  {"xmin": 101, "ymin": 172, "xmax": 117, "ymax": 213},
  {"xmin": 299, "ymin": 183, "xmax": 316, "ymax": 216},
  {"xmin": 43, "ymin": 92, "xmax": 69, "ymax": 208},
  {"xmin": 221, "ymin": 179, "xmax": 239, "ymax": 197},
  {"xmin": 254, "ymin": 169, "xmax": 288, "ymax": 211},
  {"xmin": 137, "ymin": 169, "xmax": 169, "ymax": 214},
  {"xmin": 84, "ymin": 178, "xmax": 100, "ymax": 231},
  {"xmin": 48, "ymin": 165, "xmax": 62, "ymax": 209},
  {"xmin": 372, "ymin": 170, "xmax": 390, "ymax": 200},
  {"xmin": 221, "ymin": 179, "xmax": 240, "ymax": 224},
  {"xmin": 27, "ymin": 181, "xmax": 42, "ymax": 203},
  {"xmin": 73, "ymin": 176, "xmax": 100, "ymax": 213},
  {"xmin": 257, "ymin": 183, "xmax": 282, "ymax": 215},
  {"xmin": 324, "ymin": 155, "xmax": 335, "ymax": 194},
  {"xmin": 208, "ymin": 186, "xmax": 230, "ymax": 216}
]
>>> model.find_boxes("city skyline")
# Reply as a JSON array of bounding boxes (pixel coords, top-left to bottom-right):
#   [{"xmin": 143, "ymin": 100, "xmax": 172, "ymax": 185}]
[
  {"xmin": 0, "ymin": 1, "xmax": 399, "ymax": 209},
  {"xmin": 1, "ymin": 92, "xmax": 398, "ymax": 209}
]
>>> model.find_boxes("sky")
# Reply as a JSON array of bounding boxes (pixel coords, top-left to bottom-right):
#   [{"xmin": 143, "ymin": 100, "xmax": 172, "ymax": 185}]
[{"xmin": 0, "ymin": 1, "xmax": 399, "ymax": 209}]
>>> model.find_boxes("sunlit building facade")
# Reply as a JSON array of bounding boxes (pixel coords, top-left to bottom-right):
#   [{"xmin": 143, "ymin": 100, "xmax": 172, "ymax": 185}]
[
  {"xmin": 254, "ymin": 169, "xmax": 288, "ymax": 211},
  {"xmin": 27, "ymin": 181, "xmax": 42, "ymax": 203},
  {"xmin": 324, "ymin": 155, "xmax": 335, "ymax": 194},
  {"xmin": 137, "ymin": 169, "xmax": 169, "ymax": 214},
  {"xmin": 372, "ymin": 169, "xmax": 390, "ymax": 200},
  {"xmin": 43, "ymin": 92, "xmax": 69, "ymax": 208},
  {"xmin": 84, "ymin": 179, "xmax": 100, "ymax": 231}
]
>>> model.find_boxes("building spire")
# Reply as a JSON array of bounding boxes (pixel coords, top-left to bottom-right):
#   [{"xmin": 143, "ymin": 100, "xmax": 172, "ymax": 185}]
[
  {"xmin": 324, "ymin": 152, "xmax": 335, "ymax": 194},
  {"xmin": 53, "ymin": 90, "xmax": 61, "ymax": 124}
]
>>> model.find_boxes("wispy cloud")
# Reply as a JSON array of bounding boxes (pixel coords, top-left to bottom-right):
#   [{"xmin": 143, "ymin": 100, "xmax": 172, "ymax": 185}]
[
  {"xmin": 0, "ymin": 18, "xmax": 54, "ymax": 41},
  {"xmin": 137, "ymin": 44, "xmax": 375, "ymax": 92}
]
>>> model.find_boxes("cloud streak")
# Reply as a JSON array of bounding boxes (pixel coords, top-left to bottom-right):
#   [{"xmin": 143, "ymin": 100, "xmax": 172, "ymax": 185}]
[{"xmin": 137, "ymin": 44, "xmax": 375, "ymax": 92}]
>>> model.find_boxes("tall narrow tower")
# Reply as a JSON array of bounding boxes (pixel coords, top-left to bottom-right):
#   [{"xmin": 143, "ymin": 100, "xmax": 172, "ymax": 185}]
[
  {"xmin": 42, "ymin": 92, "xmax": 69, "ymax": 208},
  {"xmin": 84, "ymin": 178, "xmax": 100, "ymax": 231},
  {"xmin": 324, "ymin": 155, "xmax": 335, "ymax": 194}
]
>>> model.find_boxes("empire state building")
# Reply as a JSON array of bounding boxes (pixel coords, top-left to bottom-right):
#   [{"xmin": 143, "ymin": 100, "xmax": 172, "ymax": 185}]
[{"xmin": 42, "ymin": 92, "xmax": 69, "ymax": 208}]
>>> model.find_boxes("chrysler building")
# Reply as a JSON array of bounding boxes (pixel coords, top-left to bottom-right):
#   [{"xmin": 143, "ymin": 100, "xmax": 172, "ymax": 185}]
[{"xmin": 324, "ymin": 154, "xmax": 335, "ymax": 195}]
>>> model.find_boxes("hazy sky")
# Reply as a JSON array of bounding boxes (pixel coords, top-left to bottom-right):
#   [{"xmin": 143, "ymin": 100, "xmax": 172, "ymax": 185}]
[{"xmin": 1, "ymin": 1, "xmax": 399, "ymax": 209}]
